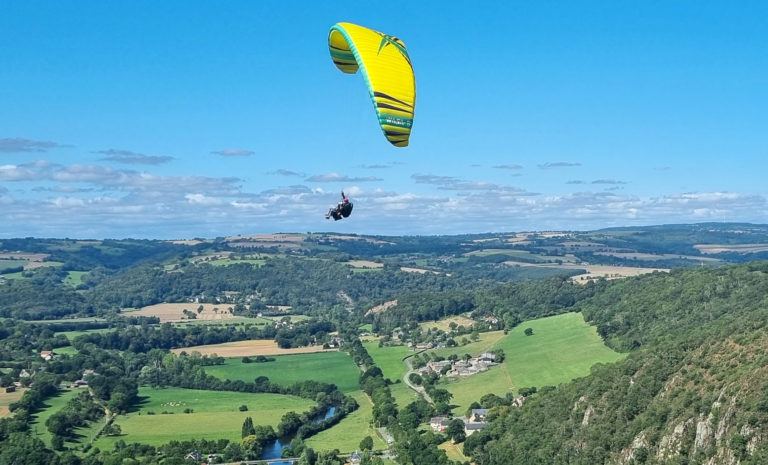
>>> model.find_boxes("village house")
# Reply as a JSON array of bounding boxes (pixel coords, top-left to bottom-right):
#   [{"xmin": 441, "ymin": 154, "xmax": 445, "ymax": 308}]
[
  {"xmin": 471, "ymin": 408, "xmax": 489, "ymax": 422},
  {"xmin": 430, "ymin": 416, "xmax": 452, "ymax": 432},
  {"xmin": 40, "ymin": 350, "xmax": 54, "ymax": 361},
  {"xmin": 512, "ymin": 394, "xmax": 526, "ymax": 407},
  {"xmin": 425, "ymin": 360, "xmax": 451, "ymax": 373},
  {"xmin": 464, "ymin": 421, "xmax": 490, "ymax": 436},
  {"xmin": 348, "ymin": 450, "xmax": 363, "ymax": 465},
  {"xmin": 478, "ymin": 352, "xmax": 496, "ymax": 363}
]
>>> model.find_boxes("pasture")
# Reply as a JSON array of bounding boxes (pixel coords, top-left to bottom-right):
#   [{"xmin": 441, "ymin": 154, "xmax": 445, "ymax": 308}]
[
  {"xmin": 205, "ymin": 351, "xmax": 361, "ymax": 393},
  {"xmin": 56, "ymin": 327, "xmax": 113, "ymax": 341},
  {"xmin": 94, "ymin": 387, "xmax": 315, "ymax": 448},
  {"xmin": 52, "ymin": 346, "xmax": 78, "ymax": 356},
  {"xmin": 172, "ymin": 339, "xmax": 333, "ymax": 357},
  {"xmin": 30, "ymin": 388, "xmax": 79, "ymax": 446},
  {"xmin": 0, "ymin": 259, "xmax": 28, "ymax": 270},
  {"xmin": 363, "ymin": 342, "xmax": 411, "ymax": 382},
  {"xmin": 437, "ymin": 312, "xmax": 625, "ymax": 413},
  {"xmin": 0, "ymin": 387, "xmax": 27, "ymax": 419},
  {"xmin": 305, "ymin": 390, "xmax": 386, "ymax": 453},
  {"xmin": 389, "ymin": 381, "xmax": 419, "ymax": 409}
]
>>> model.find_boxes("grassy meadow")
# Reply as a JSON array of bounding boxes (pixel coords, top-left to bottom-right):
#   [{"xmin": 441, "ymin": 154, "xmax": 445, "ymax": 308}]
[
  {"xmin": 205, "ymin": 351, "xmax": 361, "ymax": 393},
  {"xmin": 363, "ymin": 342, "xmax": 412, "ymax": 381},
  {"xmin": 94, "ymin": 387, "xmax": 314, "ymax": 448},
  {"xmin": 30, "ymin": 388, "xmax": 79, "ymax": 446},
  {"xmin": 438, "ymin": 312, "xmax": 625, "ymax": 413}
]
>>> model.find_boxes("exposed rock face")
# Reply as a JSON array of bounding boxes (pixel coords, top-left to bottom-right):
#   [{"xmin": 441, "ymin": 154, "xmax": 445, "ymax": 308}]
[
  {"xmin": 656, "ymin": 418, "xmax": 694, "ymax": 462},
  {"xmin": 695, "ymin": 415, "xmax": 715, "ymax": 452},
  {"xmin": 618, "ymin": 431, "xmax": 649, "ymax": 464},
  {"xmin": 582, "ymin": 405, "xmax": 595, "ymax": 426}
]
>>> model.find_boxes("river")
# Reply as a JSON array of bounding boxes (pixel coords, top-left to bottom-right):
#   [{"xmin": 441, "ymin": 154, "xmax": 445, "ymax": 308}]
[{"xmin": 261, "ymin": 406, "xmax": 337, "ymax": 462}]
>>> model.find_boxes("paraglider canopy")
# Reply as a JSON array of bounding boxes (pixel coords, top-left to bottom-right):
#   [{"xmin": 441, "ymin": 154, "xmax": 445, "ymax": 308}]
[{"xmin": 329, "ymin": 22, "xmax": 416, "ymax": 147}]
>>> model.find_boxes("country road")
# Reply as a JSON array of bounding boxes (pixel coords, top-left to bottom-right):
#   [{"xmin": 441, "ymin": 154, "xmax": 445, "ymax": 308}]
[{"xmin": 402, "ymin": 351, "xmax": 433, "ymax": 405}]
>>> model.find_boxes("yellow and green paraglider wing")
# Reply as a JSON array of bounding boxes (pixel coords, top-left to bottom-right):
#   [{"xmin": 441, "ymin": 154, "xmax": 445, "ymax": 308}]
[{"xmin": 329, "ymin": 22, "xmax": 416, "ymax": 147}]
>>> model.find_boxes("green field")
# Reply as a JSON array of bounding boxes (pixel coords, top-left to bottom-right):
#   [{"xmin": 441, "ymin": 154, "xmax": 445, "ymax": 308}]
[
  {"xmin": 389, "ymin": 381, "xmax": 419, "ymax": 409},
  {"xmin": 52, "ymin": 346, "xmax": 78, "ymax": 356},
  {"xmin": 305, "ymin": 390, "xmax": 386, "ymax": 453},
  {"xmin": 94, "ymin": 387, "xmax": 315, "ymax": 448},
  {"xmin": 172, "ymin": 316, "xmax": 275, "ymax": 327},
  {"xmin": 363, "ymin": 342, "xmax": 412, "ymax": 382},
  {"xmin": 56, "ymin": 328, "xmax": 113, "ymax": 341},
  {"xmin": 30, "ymin": 388, "xmax": 79, "ymax": 446},
  {"xmin": 208, "ymin": 258, "xmax": 266, "ymax": 266},
  {"xmin": 438, "ymin": 313, "xmax": 625, "ymax": 413},
  {"xmin": 464, "ymin": 249, "xmax": 550, "ymax": 261},
  {"xmin": 0, "ymin": 259, "xmax": 28, "ymax": 270},
  {"xmin": 62, "ymin": 271, "xmax": 88, "ymax": 286},
  {"xmin": 205, "ymin": 351, "xmax": 361, "ymax": 393}
]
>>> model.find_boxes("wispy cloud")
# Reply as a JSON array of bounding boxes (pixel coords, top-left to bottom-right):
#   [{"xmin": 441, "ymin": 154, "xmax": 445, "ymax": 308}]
[
  {"xmin": 94, "ymin": 149, "xmax": 173, "ymax": 165},
  {"xmin": 305, "ymin": 172, "xmax": 383, "ymax": 183},
  {"xmin": 211, "ymin": 149, "xmax": 254, "ymax": 157},
  {"xmin": 538, "ymin": 162, "xmax": 581, "ymax": 169},
  {"xmin": 270, "ymin": 169, "xmax": 304, "ymax": 177},
  {"xmin": 591, "ymin": 179, "xmax": 626, "ymax": 185},
  {"xmin": 566, "ymin": 180, "xmax": 585, "ymax": 184},
  {"xmin": 411, "ymin": 173, "xmax": 532, "ymax": 194},
  {"xmin": 493, "ymin": 164, "xmax": 523, "ymax": 170},
  {"xmin": 0, "ymin": 138, "xmax": 69, "ymax": 153}
]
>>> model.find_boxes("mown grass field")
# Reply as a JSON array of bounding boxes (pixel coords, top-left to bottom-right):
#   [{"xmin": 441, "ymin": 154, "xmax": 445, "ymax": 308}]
[
  {"xmin": 363, "ymin": 342, "xmax": 411, "ymax": 381},
  {"xmin": 438, "ymin": 312, "xmax": 625, "ymax": 413},
  {"xmin": 305, "ymin": 390, "xmax": 386, "ymax": 453},
  {"xmin": 30, "ymin": 388, "xmax": 79, "ymax": 446},
  {"xmin": 94, "ymin": 387, "xmax": 315, "ymax": 448},
  {"xmin": 52, "ymin": 346, "xmax": 79, "ymax": 356},
  {"xmin": 55, "ymin": 328, "xmax": 113, "ymax": 341},
  {"xmin": 389, "ymin": 381, "xmax": 419, "ymax": 409},
  {"xmin": 205, "ymin": 351, "xmax": 361, "ymax": 393}
]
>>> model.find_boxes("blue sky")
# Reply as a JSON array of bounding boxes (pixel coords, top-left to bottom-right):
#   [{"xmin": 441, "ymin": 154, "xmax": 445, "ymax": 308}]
[{"xmin": 1, "ymin": 1, "xmax": 767, "ymax": 238}]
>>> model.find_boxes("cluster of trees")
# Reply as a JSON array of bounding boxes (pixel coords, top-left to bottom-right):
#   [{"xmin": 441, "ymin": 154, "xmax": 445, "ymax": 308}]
[
  {"xmin": 46, "ymin": 391, "xmax": 104, "ymax": 450},
  {"xmin": 73, "ymin": 319, "xmax": 333, "ymax": 353},
  {"xmin": 372, "ymin": 276, "xmax": 605, "ymax": 332}
]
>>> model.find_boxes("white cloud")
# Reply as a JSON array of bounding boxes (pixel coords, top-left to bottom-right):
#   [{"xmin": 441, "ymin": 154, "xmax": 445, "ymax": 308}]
[{"xmin": 0, "ymin": 157, "xmax": 766, "ymax": 237}]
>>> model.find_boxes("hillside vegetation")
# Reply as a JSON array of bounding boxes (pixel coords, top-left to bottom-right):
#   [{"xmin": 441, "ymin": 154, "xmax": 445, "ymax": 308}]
[{"xmin": 465, "ymin": 262, "xmax": 768, "ymax": 465}]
